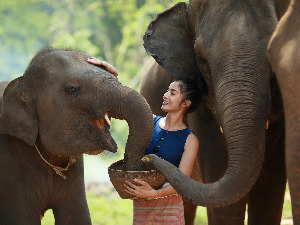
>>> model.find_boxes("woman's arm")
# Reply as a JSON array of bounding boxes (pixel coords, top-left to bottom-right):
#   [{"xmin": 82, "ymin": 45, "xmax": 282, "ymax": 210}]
[
  {"xmin": 179, "ymin": 133, "xmax": 199, "ymax": 177},
  {"xmin": 124, "ymin": 133, "xmax": 199, "ymax": 199},
  {"xmin": 86, "ymin": 57, "xmax": 118, "ymax": 77}
]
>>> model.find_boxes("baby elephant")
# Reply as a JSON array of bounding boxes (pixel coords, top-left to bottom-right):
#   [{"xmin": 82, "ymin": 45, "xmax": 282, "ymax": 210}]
[{"xmin": 0, "ymin": 47, "xmax": 153, "ymax": 224}]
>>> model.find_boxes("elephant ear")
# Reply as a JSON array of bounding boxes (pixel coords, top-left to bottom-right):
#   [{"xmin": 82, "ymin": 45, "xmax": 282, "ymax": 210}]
[
  {"xmin": 143, "ymin": 2, "xmax": 199, "ymax": 81},
  {"xmin": 0, "ymin": 77, "xmax": 38, "ymax": 145}
]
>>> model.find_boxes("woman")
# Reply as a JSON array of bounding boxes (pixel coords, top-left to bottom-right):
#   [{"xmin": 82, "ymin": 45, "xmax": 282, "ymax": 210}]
[{"xmin": 87, "ymin": 57, "xmax": 200, "ymax": 224}]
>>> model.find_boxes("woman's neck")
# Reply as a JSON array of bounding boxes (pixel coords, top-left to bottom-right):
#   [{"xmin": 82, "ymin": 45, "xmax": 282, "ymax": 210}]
[{"xmin": 161, "ymin": 113, "xmax": 187, "ymax": 131}]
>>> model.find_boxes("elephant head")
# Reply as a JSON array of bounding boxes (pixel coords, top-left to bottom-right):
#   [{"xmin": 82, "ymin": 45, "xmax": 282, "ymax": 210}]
[
  {"xmin": 143, "ymin": 1, "xmax": 278, "ymax": 207},
  {"xmin": 0, "ymin": 47, "xmax": 153, "ymax": 170}
]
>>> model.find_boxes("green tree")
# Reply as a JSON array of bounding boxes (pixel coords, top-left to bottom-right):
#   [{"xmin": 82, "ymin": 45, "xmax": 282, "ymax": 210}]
[{"xmin": 0, "ymin": 0, "xmax": 182, "ymax": 161}]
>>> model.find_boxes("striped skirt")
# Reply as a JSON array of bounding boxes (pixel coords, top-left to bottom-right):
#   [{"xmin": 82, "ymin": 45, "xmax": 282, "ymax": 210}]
[{"xmin": 133, "ymin": 194, "xmax": 185, "ymax": 225}]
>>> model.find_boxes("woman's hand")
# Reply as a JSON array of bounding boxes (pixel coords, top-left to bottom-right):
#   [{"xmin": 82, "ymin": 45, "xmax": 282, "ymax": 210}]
[
  {"xmin": 124, "ymin": 178, "xmax": 157, "ymax": 200},
  {"xmin": 86, "ymin": 57, "xmax": 118, "ymax": 77}
]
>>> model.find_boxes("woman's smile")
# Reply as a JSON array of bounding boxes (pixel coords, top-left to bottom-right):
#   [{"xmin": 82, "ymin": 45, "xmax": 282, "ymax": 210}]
[{"xmin": 162, "ymin": 100, "xmax": 168, "ymax": 105}]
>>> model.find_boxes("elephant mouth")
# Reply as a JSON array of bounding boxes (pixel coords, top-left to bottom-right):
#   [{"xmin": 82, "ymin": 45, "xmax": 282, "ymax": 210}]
[
  {"xmin": 95, "ymin": 113, "xmax": 111, "ymax": 129},
  {"xmin": 88, "ymin": 112, "xmax": 117, "ymax": 154}
]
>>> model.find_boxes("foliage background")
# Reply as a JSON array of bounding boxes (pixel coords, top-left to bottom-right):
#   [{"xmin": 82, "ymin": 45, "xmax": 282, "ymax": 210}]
[
  {"xmin": 0, "ymin": 0, "xmax": 293, "ymax": 224},
  {"xmin": 0, "ymin": 0, "xmax": 182, "ymax": 159}
]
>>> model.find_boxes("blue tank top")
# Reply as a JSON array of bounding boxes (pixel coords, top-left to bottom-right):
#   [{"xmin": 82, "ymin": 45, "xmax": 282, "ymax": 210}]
[{"xmin": 145, "ymin": 116, "xmax": 193, "ymax": 168}]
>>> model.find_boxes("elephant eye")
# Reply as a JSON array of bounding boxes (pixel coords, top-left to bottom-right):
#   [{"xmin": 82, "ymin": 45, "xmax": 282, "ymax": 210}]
[
  {"xmin": 198, "ymin": 57, "xmax": 206, "ymax": 64},
  {"xmin": 64, "ymin": 84, "xmax": 81, "ymax": 95},
  {"xmin": 197, "ymin": 54, "xmax": 207, "ymax": 64}
]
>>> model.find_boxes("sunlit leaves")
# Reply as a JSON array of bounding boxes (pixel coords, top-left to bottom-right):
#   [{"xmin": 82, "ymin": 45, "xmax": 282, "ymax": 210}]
[{"xmin": 0, "ymin": 0, "xmax": 182, "ymax": 157}]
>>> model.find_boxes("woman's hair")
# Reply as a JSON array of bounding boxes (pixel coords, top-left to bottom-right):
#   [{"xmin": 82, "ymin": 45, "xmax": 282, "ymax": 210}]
[{"xmin": 176, "ymin": 78, "xmax": 202, "ymax": 114}]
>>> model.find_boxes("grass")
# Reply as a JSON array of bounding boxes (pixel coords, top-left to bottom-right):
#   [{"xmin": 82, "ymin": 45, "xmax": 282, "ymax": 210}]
[
  {"xmin": 41, "ymin": 192, "xmax": 208, "ymax": 225},
  {"xmin": 42, "ymin": 185, "xmax": 292, "ymax": 225}
]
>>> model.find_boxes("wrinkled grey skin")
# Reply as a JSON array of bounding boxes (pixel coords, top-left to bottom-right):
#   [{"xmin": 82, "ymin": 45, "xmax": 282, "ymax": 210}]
[
  {"xmin": 140, "ymin": 0, "xmax": 291, "ymax": 224},
  {"xmin": 140, "ymin": 61, "xmax": 175, "ymax": 117},
  {"xmin": 268, "ymin": 0, "xmax": 300, "ymax": 224},
  {"xmin": 0, "ymin": 47, "xmax": 153, "ymax": 225}
]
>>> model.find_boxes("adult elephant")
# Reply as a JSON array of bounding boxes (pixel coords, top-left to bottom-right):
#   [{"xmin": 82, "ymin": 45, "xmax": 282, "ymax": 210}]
[
  {"xmin": 0, "ymin": 47, "xmax": 153, "ymax": 224},
  {"xmin": 140, "ymin": 0, "xmax": 289, "ymax": 224},
  {"xmin": 268, "ymin": 0, "xmax": 300, "ymax": 224}
]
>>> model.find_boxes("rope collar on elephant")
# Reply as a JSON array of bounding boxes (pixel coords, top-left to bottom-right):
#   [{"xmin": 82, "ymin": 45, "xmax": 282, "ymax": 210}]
[{"xmin": 34, "ymin": 144, "xmax": 76, "ymax": 179}]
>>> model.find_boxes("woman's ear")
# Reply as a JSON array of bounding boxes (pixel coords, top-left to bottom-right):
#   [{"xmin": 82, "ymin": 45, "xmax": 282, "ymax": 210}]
[
  {"xmin": 0, "ymin": 77, "xmax": 38, "ymax": 145},
  {"xmin": 185, "ymin": 100, "xmax": 192, "ymax": 108},
  {"xmin": 182, "ymin": 100, "xmax": 192, "ymax": 109},
  {"xmin": 184, "ymin": 100, "xmax": 192, "ymax": 108}
]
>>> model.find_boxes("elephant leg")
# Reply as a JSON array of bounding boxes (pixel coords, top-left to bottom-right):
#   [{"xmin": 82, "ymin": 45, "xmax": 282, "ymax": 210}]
[
  {"xmin": 0, "ymin": 208, "xmax": 40, "ymax": 224},
  {"xmin": 207, "ymin": 197, "xmax": 248, "ymax": 225},
  {"xmin": 248, "ymin": 117, "xmax": 286, "ymax": 225},
  {"xmin": 53, "ymin": 200, "xmax": 91, "ymax": 225},
  {"xmin": 0, "ymin": 188, "xmax": 41, "ymax": 225},
  {"xmin": 183, "ymin": 200, "xmax": 198, "ymax": 225},
  {"xmin": 53, "ymin": 186, "xmax": 91, "ymax": 225},
  {"xmin": 0, "ymin": 210, "xmax": 40, "ymax": 225}
]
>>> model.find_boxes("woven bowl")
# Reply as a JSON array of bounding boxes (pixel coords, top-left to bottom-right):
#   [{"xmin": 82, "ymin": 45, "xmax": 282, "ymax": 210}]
[{"xmin": 108, "ymin": 159, "xmax": 165, "ymax": 199}]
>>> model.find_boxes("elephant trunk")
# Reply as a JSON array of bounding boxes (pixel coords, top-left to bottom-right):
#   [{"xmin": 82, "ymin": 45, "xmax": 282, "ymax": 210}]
[
  {"xmin": 209, "ymin": 55, "xmax": 270, "ymax": 205},
  {"xmin": 100, "ymin": 81, "xmax": 153, "ymax": 171},
  {"xmin": 146, "ymin": 50, "xmax": 271, "ymax": 207}
]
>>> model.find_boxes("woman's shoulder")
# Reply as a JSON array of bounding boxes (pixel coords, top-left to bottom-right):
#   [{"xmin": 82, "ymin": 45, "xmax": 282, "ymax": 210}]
[
  {"xmin": 186, "ymin": 132, "xmax": 199, "ymax": 145},
  {"xmin": 183, "ymin": 133, "xmax": 199, "ymax": 154},
  {"xmin": 185, "ymin": 127, "xmax": 193, "ymax": 133},
  {"xmin": 153, "ymin": 115, "xmax": 163, "ymax": 123}
]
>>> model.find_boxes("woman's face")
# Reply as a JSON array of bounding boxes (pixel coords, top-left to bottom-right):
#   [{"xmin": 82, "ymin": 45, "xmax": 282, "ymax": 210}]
[{"xmin": 161, "ymin": 81, "xmax": 186, "ymax": 113}]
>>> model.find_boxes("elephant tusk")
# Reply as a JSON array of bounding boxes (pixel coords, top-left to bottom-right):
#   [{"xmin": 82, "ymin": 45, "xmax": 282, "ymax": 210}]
[
  {"xmin": 105, "ymin": 113, "xmax": 111, "ymax": 126},
  {"xmin": 266, "ymin": 120, "xmax": 269, "ymax": 130},
  {"xmin": 220, "ymin": 126, "xmax": 223, "ymax": 134}
]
